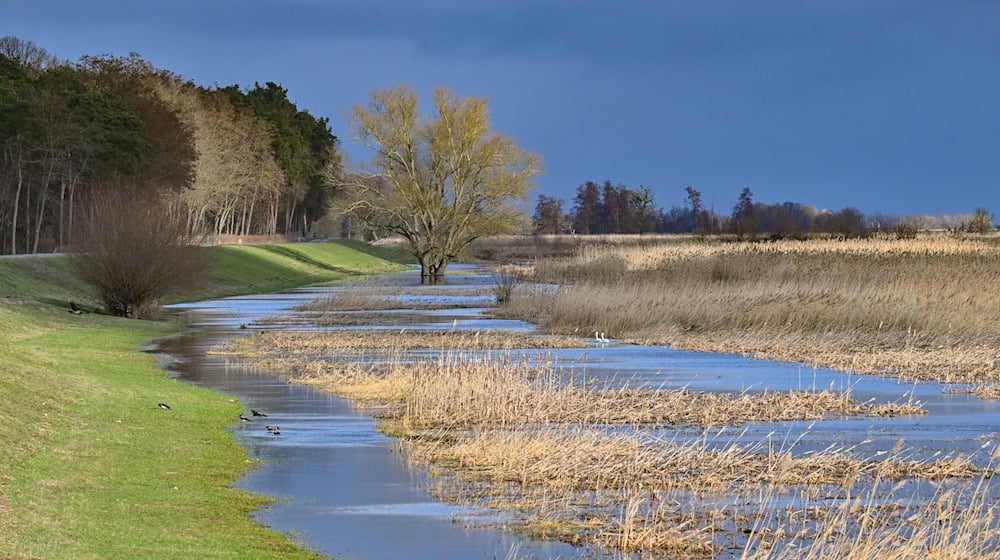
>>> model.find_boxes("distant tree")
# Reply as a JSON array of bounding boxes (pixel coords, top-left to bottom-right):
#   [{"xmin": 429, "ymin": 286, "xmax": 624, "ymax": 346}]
[
  {"xmin": 338, "ymin": 85, "xmax": 540, "ymax": 281},
  {"xmin": 730, "ymin": 187, "xmax": 756, "ymax": 239},
  {"xmin": 0, "ymin": 36, "xmax": 56, "ymax": 70},
  {"xmin": 0, "ymin": 53, "xmax": 148, "ymax": 254},
  {"xmin": 600, "ymin": 181, "xmax": 625, "ymax": 234},
  {"xmin": 684, "ymin": 186, "xmax": 703, "ymax": 233},
  {"xmin": 813, "ymin": 207, "xmax": 867, "ymax": 238},
  {"xmin": 571, "ymin": 181, "xmax": 601, "ymax": 234},
  {"xmin": 967, "ymin": 207, "xmax": 995, "ymax": 234},
  {"xmin": 629, "ymin": 185, "xmax": 656, "ymax": 234},
  {"xmin": 753, "ymin": 201, "xmax": 815, "ymax": 236},
  {"xmin": 77, "ymin": 53, "xmax": 196, "ymax": 196},
  {"xmin": 0, "ymin": 53, "xmax": 36, "ymax": 254},
  {"xmin": 532, "ymin": 194, "xmax": 566, "ymax": 234},
  {"xmin": 239, "ymin": 81, "xmax": 340, "ymax": 234},
  {"xmin": 171, "ymin": 87, "xmax": 285, "ymax": 236},
  {"xmin": 893, "ymin": 216, "xmax": 922, "ymax": 239}
]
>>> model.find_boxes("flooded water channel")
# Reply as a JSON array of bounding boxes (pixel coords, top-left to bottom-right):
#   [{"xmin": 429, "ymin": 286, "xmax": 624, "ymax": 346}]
[{"xmin": 157, "ymin": 265, "xmax": 999, "ymax": 558}]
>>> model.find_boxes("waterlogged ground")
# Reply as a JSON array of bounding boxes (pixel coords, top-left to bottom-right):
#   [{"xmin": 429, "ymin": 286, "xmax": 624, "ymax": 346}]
[{"xmin": 162, "ymin": 265, "xmax": 999, "ymax": 558}]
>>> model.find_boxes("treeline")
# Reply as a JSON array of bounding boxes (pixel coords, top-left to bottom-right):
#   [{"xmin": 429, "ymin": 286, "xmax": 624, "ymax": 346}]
[
  {"xmin": 0, "ymin": 36, "xmax": 340, "ymax": 255},
  {"xmin": 533, "ymin": 180, "xmax": 995, "ymax": 238}
]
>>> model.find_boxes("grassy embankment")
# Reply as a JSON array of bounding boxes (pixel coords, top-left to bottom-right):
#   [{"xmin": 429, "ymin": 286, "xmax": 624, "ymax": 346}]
[
  {"xmin": 0, "ymin": 241, "xmax": 410, "ymax": 559},
  {"xmin": 496, "ymin": 235, "xmax": 1000, "ymax": 390}
]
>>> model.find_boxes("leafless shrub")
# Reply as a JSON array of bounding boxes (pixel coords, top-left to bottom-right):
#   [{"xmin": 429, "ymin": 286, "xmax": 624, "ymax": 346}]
[
  {"xmin": 69, "ymin": 187, "xmax": 204, "ymax": 318},
  {"xmin": 491, "ymin": 272, "xmax": 519, "ymax": 305}
]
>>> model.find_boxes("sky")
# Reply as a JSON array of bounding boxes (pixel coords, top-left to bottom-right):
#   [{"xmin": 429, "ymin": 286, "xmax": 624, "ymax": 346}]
[{"xmin": 5, "ymin": 1, "xmax": 999, "ymax": 216}]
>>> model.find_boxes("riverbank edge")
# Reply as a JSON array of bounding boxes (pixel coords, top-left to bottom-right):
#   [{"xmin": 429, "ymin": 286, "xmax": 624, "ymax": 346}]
[{"xmin": 0, "ymin": 240, "xmax": 410, "ymax": 559}]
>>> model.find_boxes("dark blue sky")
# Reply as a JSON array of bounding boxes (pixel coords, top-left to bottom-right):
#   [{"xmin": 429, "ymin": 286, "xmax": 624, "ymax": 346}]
[{"xmin": 7, "ymin": 1, "xmax": 999, "ymax": 216}]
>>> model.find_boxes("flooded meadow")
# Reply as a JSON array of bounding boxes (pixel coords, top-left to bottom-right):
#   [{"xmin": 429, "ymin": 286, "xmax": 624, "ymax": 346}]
[{"xmin": 162, "ymin": 263, "xmax": 1000, "ymax": 558}]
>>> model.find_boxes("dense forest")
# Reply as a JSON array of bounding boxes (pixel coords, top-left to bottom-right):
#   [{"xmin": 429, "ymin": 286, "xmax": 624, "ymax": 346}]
[{"xmin": 0, "ymin": 37, "xmax": 339, "ymax": 255}]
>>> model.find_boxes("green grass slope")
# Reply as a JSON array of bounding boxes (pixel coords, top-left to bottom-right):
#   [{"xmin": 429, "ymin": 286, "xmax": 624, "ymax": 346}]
[
  {"xmin": 0, "ymin": 240, "xmax": 411, "ymax": 559},
  {"xmin": 193, "ymin": 240, "xmax": 412, "ymax": 301}
]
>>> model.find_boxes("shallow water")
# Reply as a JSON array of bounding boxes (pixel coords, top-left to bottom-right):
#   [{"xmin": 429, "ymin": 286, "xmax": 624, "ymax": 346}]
[
  {"xmin": 160, "ymin": 264, "xmax": 999, "ymax": 558},
  {"xmin": 155, "ymin": 327, "xmax": 574, "ymax": 555}
]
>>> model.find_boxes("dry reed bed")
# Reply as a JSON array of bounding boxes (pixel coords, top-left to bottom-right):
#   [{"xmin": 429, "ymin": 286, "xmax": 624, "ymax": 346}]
[
  {"xmin": 500, "ymin": 237, "xmax": 1000, "ymax": 386},
  {"xmin": 409, "ymin": 429, "xmax": 983, "ymax": 493},
  {"xmin": 259, "ymin": 352, "xmax": 925, "ymax": 429},
  {"xmin": 742, "ymin": 469, "xmax": 1000, "ymax": 560},
  {"xmin": 237, "ymin": 329, "xmax": 589, "ymax": 352},
  {"xmin": 420, "ymin": 433, "xmax": 994, "ymax": 557}
]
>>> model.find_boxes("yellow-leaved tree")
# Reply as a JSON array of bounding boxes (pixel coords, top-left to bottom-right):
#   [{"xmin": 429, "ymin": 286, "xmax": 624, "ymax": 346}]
[{"xmin": 340, "ymin": 85, "xmax": 541, "ymax": 281}]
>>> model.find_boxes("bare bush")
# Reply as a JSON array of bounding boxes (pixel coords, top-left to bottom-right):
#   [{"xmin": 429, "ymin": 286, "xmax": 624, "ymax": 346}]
[
  {"xmin": 69, "ymin": 188, "xmax": 204, "ymax": 318},
  {"xmin": 491, "ymin": 271, "xmax": 519, "ymax": 305}
]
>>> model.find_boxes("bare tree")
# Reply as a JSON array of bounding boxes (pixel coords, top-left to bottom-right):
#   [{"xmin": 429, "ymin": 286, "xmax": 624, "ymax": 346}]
[
  {"xmin": 340, "ymin": 85, "xmax": 540, "ymax": 281},
  {"xmin": 685, "ymin": 186, "xmax": 703, "ymax": 233},
  {"xmin": 0, "ymin": 36, "xmax": 57, "ymax": 70},
  {"xmin": 630, "ymin": 185, "xmax": 657, "ymax": 234},
  {"xmin": 968, "ymin": 208, "xmax": 995, "ymax": 234}
]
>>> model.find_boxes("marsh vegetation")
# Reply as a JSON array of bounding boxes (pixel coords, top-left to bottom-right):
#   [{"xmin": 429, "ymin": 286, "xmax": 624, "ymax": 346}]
[
  {"xmin": 495, "ymin": 235, "xmax": 1000, "ymax": 388},
  {"xmin": 233, "ymin": 307, "xmax": 997, "ymax": 557},
  {"xmin": 215, "ymin": 236, "xmax": 1000, "ymax": 557}
]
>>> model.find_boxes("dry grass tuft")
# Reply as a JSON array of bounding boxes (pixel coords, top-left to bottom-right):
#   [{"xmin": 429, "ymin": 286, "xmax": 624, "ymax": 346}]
[
  {"xmin": 743, "ymin": 476, "xmax": 1000, "ymax": 559},
  {"xmin": 965, "ymin": 385, "xmax": 1000, "ymax": 400}
]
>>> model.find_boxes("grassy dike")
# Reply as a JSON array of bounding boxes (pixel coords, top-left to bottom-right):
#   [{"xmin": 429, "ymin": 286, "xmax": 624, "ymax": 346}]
[{"xmin": 0, "ymin": 241, "xmax": 410, "ymax": 559}]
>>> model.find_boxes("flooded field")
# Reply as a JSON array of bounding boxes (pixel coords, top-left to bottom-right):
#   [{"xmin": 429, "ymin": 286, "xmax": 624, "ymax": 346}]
[{"xmin": 162, "ymin": 265, "xmax": 999, "ymax": 558}]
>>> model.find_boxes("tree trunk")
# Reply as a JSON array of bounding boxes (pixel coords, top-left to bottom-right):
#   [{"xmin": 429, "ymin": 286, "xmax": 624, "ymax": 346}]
[
  {"xmin": 10, "ymin": 147, "xmax": 23, "ymax": 255},
  {"xmin": 23, "ymin": 174, "xmax": 30, "ymax": 254},
  {"xmin": 32, "ymin": 186, "xmax": 47, "ymax": 253},
  {"xmin": 284, "ymin": 200, "xmax": 297, "ymax": 235},
  {"xmin": 245, "ymin": 197, "xmax": 256, "ymax": 235},
  {"xmin": 57, "ymin": 175, "xmax": 66, "ymax": 249},
  {"xmin": 419, "ymin": 255, "xmax": 448, "ymax": 284},
  {"xmin": 32, "ymin": 157, "xmax": 56, "ymax": 253}
]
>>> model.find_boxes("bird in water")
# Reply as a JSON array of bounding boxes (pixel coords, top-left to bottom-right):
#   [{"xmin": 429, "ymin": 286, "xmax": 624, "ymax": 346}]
[
  {"xmin": 239, "ymin": 414, "xmax": 251, "ymax": 422},
  {"xmin": 266, "ymin": 425, "xmax": 281, "ymax": 435},
  {"xmin": 251, "ymin": 409, "xmax": 267, "ymax": 417},
  {"xmin": 158, "ymin": 403, "xmax": 171, "ymax": 410}
]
